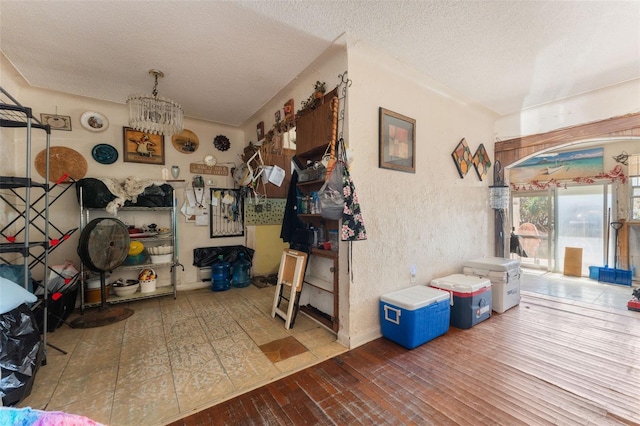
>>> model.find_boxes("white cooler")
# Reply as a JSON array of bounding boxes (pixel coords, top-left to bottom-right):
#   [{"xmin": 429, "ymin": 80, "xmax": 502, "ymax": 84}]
[{"xmin": 463, "ymin": 257, "xmax": 521, "ymax": 313}]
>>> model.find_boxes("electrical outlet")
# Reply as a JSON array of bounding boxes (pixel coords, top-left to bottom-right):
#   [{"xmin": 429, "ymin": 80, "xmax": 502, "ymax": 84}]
[{"xmin": 410, "ymin": 265, "xmax": 417, "ymax": 283}]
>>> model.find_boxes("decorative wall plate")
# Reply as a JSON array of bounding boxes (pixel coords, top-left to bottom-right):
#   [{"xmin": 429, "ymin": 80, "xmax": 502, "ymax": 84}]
[
  {"xmin": 92, "ymin": 143, "xmax": 119, "ymax": 164},
  {"xmin": 172, "ymin": 129, "xmax": 199, "ymax": 153},
  {"xmin": 204, "ymin": 154, "xmax": 217, "ymax": 166},
  {"xmin": 213, "ymin": 134, "xmax": 230, "ymax": 151},
  {"xmin": 80, "ymin": 111, "xmax": 109, "ymax": 132}
]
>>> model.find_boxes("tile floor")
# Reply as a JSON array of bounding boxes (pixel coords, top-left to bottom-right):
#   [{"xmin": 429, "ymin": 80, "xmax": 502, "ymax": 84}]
[
  {"xmin": 520, "ymin": 268, "xmax": 638, "ymax": 311},
  {"xmin": 17, "ymin": 284, "xmax": 346, "ymax": 425}
]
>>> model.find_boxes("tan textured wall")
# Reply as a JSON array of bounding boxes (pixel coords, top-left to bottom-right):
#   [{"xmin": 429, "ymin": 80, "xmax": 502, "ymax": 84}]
[
  {"xmin": 344, "ymin": 40, "xmax": 498, "ymax": 347},
  {"xmin": 1, "ymin": 57, "xmax": 244, "ymax": 285}
]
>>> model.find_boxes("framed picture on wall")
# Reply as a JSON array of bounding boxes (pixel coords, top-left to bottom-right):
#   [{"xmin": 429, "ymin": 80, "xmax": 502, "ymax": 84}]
[
  {"xmin": 40, "ymin": 113, "xmax": 72, "ymax": 131},
  {"xmin": 123, "ymin": 127, "xmax": 165, "ymax": 165},
  {"xmin": 379, "ymin": 107, "xmax": 416, "ymax": 173}
]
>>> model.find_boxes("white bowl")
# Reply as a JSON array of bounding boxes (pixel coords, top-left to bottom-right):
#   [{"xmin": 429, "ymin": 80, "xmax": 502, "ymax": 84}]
[
  {"xmin": 148, "ymin": 245, "xmax": 173, "ymax": 255},
  {"xmin": 113, "ymin": 284, "xmax": 138, "ymax": 297},
  {"xmin": 150, "ymin": 254, "xmax": 173, "ymax": 264}
]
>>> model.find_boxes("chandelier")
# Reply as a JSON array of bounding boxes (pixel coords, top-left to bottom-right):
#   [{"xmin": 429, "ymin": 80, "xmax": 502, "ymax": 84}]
[{"xmin": 127, "ymin": 69, "xmax": 184, "ymax": 136}]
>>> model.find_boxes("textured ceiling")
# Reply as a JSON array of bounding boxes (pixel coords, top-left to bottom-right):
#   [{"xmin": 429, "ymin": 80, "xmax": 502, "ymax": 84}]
[{"xmin": 1, "ymin": 1, "xmax": 639, "ymax": 127}]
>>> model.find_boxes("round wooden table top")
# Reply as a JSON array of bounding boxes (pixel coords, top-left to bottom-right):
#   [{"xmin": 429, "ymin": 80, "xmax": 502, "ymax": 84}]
[{"xmin": 35, "ymin": 146, "xmax": 88, "ymax": 182}]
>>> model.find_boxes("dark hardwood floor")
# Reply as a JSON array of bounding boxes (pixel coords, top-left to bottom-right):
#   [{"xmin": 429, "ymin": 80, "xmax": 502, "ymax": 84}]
[{"xmin": 168, "ymin": 291, "xmax": 640, "ymax": 425}]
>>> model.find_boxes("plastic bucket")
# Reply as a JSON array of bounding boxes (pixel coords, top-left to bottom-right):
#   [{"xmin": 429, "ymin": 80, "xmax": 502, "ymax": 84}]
[{"xmin": 140, "ymin": 279, "xmax": 156, "ymax": 293}]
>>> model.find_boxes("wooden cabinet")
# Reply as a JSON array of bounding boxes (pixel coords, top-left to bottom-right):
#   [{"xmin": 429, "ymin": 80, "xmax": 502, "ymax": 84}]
[
  {"xmin": 299, "ymin": 248, "xmax": 338, "ymax": 332},
  {"xmin": 295, "ymin": 88, "xmax": 338, "ymax": 157},
  {"xmin": 263, "ymin": 150, "xmax": 294, "ymax": 199},
  {"xmin": 292, "ymin": 87, "xmax": 341, "ymax": 332},
  {"xmin": 296, "ymin": 178, "xmax": 340, "ymax": 332}
]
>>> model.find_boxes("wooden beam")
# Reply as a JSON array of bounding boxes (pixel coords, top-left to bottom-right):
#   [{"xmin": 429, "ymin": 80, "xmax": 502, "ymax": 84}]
[{"xmin": 495, "ymin": 112, "xmax": 640, "ymax": 167}]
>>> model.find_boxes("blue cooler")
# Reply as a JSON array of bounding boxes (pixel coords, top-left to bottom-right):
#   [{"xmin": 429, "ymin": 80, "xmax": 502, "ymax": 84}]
[
  {"xmin": 430, "ymin": 274, "xmax": 492, "ymax": 329},
  {"xmin": 379, "ymin": 285, "xmax": 450, "ymax": 349}
]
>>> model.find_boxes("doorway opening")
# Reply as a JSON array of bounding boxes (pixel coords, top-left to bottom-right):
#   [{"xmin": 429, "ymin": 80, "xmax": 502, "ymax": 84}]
[{"xmin": 511, "ymin": 183, "xmax": 613, "ymax": 276}]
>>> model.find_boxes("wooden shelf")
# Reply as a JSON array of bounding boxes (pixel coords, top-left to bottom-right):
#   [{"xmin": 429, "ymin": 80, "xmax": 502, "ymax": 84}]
[
  {"xmin": 300, "ymin": 305, "xmax": 335, "ymax": 332},
  {"xmin": 310, "ymin": 247, "xmax": 338, "ymax": 259}
]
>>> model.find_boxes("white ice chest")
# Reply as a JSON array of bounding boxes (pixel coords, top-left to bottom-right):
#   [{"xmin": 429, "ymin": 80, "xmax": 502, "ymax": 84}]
[{"xmin": 463, "ymin": 257, "xmax": 521, "ymax": 313}]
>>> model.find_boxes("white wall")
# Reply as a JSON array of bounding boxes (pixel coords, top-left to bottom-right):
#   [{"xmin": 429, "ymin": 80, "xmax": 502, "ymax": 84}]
[
  {"xmin": 1, "ymin": 57, "xmax": 246, "ymax": 286},
  {"xmin": 242, "ymin": 37, "xmax": 499, "ymax": 348},
  {"xmin": 344, "ymin": 40, "xmax": 498, "ymax": 348},
  {"xmin": 240, "ymin": 40, "xmax": 349, "ymax": 147},
  {"xmin": 495, "ymin": 79, "xmax": 640, "ymax": 140}
]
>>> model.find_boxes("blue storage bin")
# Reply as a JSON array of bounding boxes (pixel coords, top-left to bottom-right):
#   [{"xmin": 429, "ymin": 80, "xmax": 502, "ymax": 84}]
[
  {"xmin": 598, "ymin": 267, "xmax": 632, "ymax": 286},
  {"xmin": 379, "ymin": 285, "xmax": 450, "ymax": 349}
]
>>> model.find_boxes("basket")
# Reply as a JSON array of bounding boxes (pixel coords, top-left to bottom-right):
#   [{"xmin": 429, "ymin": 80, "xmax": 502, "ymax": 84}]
[{"xmin": 140, "ymin": 279, "xmax": 156, "ymax": 293}]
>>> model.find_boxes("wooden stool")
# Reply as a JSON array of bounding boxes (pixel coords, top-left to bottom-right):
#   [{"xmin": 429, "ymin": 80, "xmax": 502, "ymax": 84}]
[{"xmin": 271, "ymin": 249, "xmax": 308, "ymax": 329}]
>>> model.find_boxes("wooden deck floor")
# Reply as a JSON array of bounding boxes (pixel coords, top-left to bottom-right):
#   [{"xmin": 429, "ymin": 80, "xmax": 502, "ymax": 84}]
[{"xmin": 168, "ymin": 292, "xmax": 640, "ymax": 425}]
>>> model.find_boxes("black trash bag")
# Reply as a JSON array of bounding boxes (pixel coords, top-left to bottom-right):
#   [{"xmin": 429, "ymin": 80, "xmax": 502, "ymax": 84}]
[
  {"xmin": 0, "ymin": 303, "xmax": 44, "ymax": 407},
  {"xmin": 123, "ymin": 183, "xmax": 174, "ymax": 208},
  {"xmin": 75, "ymin": 178, "xmax": 116, "ymax": 208},
  {"xmin": 77, "ymin": 179, "xmax": 174, "ymax": 208},
  {"xmin": 193, "ymin": 245, "xmax": 255, "ymax": 267}
]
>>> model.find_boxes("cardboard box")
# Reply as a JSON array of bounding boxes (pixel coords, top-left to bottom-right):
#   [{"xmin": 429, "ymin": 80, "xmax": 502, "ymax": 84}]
[{"xmin": 564, "ymin": 247, "xmax": 583, "ymax": 277}]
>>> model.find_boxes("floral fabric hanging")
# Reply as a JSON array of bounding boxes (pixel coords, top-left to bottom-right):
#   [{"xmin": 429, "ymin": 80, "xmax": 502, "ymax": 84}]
[{"xmin": 341, "ymin": 162, "xmax": 367, "ymax": 241}]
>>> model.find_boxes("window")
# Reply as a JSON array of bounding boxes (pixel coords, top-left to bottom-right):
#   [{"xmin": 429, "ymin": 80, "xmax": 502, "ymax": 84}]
[{"xmin": 631, "ymin": 154, "xmax": 640, "ymax": 221}]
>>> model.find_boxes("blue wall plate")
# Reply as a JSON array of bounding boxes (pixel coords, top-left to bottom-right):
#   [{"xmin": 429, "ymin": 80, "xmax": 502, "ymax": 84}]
[{"xmin": 92, "ymin": 143, "xmax": 118, "ymax": 164}]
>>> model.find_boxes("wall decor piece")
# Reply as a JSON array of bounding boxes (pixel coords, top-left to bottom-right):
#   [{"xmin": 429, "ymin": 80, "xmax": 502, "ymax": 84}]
[
  {"xmin": 213, "ymin": 134, "xmax": 230, "ymax": 151},
  {"xmin": 171, "ymin": 128, "xmax": 199, "ymax": 153},
  {"xmin": 204, "ymin": 154, "xmax": 217, "ymax": 167},
  {"xmin": 284, "ymin": 98, "xmax": 295, "ymax": 122},
  {"xmin": 379, "ymin": 107, "xmax": 416, "ymax": 173},
  {"xmin": 35, "ymin": 146, "xmax": 87, "ymax": 182},
  {"xmin": 123, "ymin": 127, "xmax": 165, "ymax": 165},
  {"xmin": 472, "ymin": 143, "xmax": 492, "ymax": 181},
  {"xmin": 274, "ymin": 109, "xmax": 281, "ymax": 123},
  {"xmin": 91, "ymin": 143, "xmax": 118, "ymax": 165},
  {"xmin": 509, "ymin": 147, "xmax": 604, "ymax": 184},
  {"xmin": 80, "ymin": 111, "xmax": 108, "ymax": 132},
  {"xmin": 210, "ymin": 188, "xmax": 244, "ymax": 238},
  {"xmin": 189, "ymin": 162, "xmax": 229, "ymax": 176},
  {"xmin": 40, "ymin": 113, "xmax": 72, "ymax": 131},
  {"xmin": 256, "ymin": 121, "xmax": 265, "ymax": 141},
  {"xmin": 451, "ymin": 138, "xmax": 472, "ymax": 178}
]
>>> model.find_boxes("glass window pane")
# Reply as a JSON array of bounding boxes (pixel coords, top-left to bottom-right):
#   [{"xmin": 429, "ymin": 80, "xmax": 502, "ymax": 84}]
[
  {"xmin": 633, "ymin": 199, "xmax": 640, "ymax": 220},
  {"xmin": 557, "ymin": 185, "xmax": 605, "ymax": 275}
]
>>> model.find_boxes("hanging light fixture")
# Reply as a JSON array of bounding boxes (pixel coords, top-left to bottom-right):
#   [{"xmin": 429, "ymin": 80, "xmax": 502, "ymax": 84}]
[
  {"xmin": 489, "ymin": 160, "xmax": 510, "ymax": 210},
  {"xmin": 127, "ymin": 69, "xmax": 184, "ymax": 136}
]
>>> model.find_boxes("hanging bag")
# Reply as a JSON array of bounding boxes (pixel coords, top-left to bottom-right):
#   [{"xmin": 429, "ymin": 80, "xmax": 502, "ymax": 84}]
[
  {"xmin": 319, "ymin": 137, "xmax": 348, "ymax": 220},
  {"xmin": 319, "ymin": 159, "xmax": 345, "ymax": 220}
]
